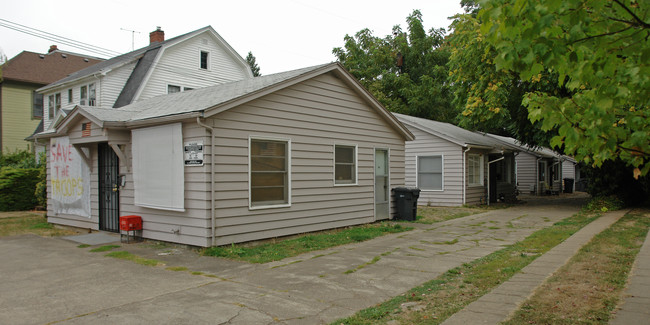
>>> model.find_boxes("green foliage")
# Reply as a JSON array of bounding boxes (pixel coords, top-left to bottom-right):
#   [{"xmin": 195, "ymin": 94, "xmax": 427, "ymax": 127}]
[
  {"xmin": 34, "ymin": 153, "xmax": 47, "ymax": 208},
  {"xmin": 245, "ymin": 51, "xmax": 261, "ymax": 77},
  {"xmin": 333, "ymin": 10, "xmax": 454, "ymax": 122},
  {"xmin": 0, "ymin": 167, "xmax": 40, "ymax": 211},
  {"xmin": 479, "ymin": 0, "xmax": 650, "ymax": 176},
  {"xmin": 0, "ymin": 150, "xmax": 39, "ymax": 168},
  {"xmin": 446, "ymin": 11, "xmax": 565, "ymax": 146}
]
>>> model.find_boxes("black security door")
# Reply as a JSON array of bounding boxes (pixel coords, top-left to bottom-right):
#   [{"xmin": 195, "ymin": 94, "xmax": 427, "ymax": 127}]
[{"xmin": 98, "ymin": 143, "xmax": 120, "ymax": 232}]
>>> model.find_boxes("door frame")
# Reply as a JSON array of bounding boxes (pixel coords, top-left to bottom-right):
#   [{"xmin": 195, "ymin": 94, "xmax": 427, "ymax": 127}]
[
  {"xmin": 98, "ymin": 143, "xmax": 120, "ymax": 232},
  {"xmin": 374, "ymin": 148, "xmax": 390, "ymax": 221}
]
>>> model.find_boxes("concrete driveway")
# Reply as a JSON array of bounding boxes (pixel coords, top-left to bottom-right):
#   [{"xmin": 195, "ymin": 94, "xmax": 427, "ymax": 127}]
[{"xmin": 0, "ymin": 197, "xmax": 585, "ymax": 324}]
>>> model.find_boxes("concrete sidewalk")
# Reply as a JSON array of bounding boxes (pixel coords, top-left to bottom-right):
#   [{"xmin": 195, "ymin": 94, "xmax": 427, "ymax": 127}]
[
  {"xmin": 443, "ymin": 209, "xmax": 627, "ymax": 325},
  {"xmin": 1, "ymin": 198, "xmax": 589, "ymax": 324},
  {"xmin": 610, "ymin": 213, "xmax": 650, "ymax": 324}
]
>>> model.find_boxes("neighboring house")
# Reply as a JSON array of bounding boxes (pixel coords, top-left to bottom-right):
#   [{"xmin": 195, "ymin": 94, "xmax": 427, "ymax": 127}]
[
  {"xmin": 0, "ymin": 47, "xmax": 102, "ymax": 152},
  {"xmin": 34, "ymin": 26, "xmax": 253, "ymax": 144},
  {"xmin": 35, "ymin": 63, "xmax": 414, "ymax": 247},
  {"xmin": 395, "ymin": 113, "xmax": 519, "ymax": 206},
  {"xmin": 486, "ymin": 134, "xmax": 578, "ymax": 195}
]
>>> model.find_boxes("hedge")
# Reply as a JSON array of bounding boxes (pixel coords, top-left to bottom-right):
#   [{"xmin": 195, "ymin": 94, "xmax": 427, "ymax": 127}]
[{"xmin": 0, "ymin": 166, "xmax": 40, "ymax": 211}]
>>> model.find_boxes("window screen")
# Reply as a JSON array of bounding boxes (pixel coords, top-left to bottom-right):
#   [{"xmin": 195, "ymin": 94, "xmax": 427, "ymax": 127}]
[
  {"xmin": 418, "ymin": 156, "xmax": 442, "ymax": 190},
  {"xmin": 250, "ymin": 139, "xmax": 289, "ymax": 207},
  {"xmin": 335, "ymin": 145, "xmax": 356, "ymax": 184}
]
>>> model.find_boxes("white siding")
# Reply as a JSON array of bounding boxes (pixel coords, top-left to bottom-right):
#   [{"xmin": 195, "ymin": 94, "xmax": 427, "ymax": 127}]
[
  {"xmin": 207, "ymin": 73, "xmax": 406, "ymax": 245},
  {"xmin": 100, "ymin": 62, "xmax": 137, "ymax": 107},
  {"xmin": 516, "ymin": 152, "xmax": 538, "ymax": 194},
  {"xmin": 405, "ymin": 127, "xmax": 464, "ymax": 206},
  {"xmin": 137, "ymin": 34, "xmax": 250, "ymax": 101}
]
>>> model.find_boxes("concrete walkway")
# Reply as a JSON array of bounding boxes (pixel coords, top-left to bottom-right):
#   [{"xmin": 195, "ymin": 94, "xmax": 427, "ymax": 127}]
[
  {"xmin": 443, "ymin": 209, "xmax": 627, "ymax": 325},
  {"xmin": 0, "ymin": 197, "xmax": 609, "ymax": 325},
  {"xmin": 610, "ymin": 214, "xmax": 650, "ymax": 324}
]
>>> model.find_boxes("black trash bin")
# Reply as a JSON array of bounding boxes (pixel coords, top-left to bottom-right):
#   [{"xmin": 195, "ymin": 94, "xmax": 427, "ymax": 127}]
[
  {"xmin": 563, "ymin": 178, "xmax": 574, "ymax": 193},
  {"xmin": 392, "ymin": 187, "xmax": 421, "ymax": 221}
]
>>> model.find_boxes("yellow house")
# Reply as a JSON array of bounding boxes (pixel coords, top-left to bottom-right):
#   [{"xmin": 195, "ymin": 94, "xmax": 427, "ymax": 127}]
[{"xmin": 0, "ymin": 47, "xmax": 102, "ymax": 153}]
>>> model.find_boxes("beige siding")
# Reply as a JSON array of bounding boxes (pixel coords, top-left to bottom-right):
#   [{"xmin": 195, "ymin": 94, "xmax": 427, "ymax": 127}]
[
  {"xmin": 208, "ymin": 73, "xmax": 406, "ymax": 245},
  {"xmin": 138, "ymin": 35, "xmax": 249, "ymax": 101},
  {"xmin": 118, "ymin": 121, "xmax": 211, "ymax": 247},
  {"xmin": 1, "ymin": 83, "xmax": 41, "ymax": 152},
  {"xmin": 404, "ymin": 127, "xmax": 464, "ymax": 207},
  {"xmin": 516, "ymin": 152, "xmax": 538, "ymax": 194}
]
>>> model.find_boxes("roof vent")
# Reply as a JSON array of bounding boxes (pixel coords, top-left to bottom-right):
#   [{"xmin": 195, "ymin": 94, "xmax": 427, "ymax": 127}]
[
  {"xmin": 61, "ymin": 54, "xmax": 67, "ymax": 58},
  {"xmin": 84, "ymin": 58, "xmax": 89, "ymax": 62},
  {"xmin": 39, "ymin": 55, "xmax": 45, "ymax": 59}
]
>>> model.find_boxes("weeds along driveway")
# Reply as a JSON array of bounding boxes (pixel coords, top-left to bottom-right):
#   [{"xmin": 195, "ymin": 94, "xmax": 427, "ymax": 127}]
[{"xmin": 0, "ymin": 197, "xmax": 586, "ymax": 325}]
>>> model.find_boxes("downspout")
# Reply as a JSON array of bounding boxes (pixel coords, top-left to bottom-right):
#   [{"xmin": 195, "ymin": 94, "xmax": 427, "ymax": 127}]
[
  {"xmin": 462, "ymin": 146, "xmax": 471, "ymax": 205},
  {"xmin": 196, "ymin": 115, "xmax": 216, "ymax": 247}
]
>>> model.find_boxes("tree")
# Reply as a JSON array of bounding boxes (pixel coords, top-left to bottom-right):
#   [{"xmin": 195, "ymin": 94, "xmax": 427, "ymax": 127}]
[
  {"xmin": 333, "ymin": 10, "xmax": 454, "ymax": 122},
  {"xmin": 479, "ymin": 0, "xmax": 650, "ymax": 176},
  {"xmin": 447, "ymin": 6, "xmax": 569, "ymax": 146},
  {"xmin": 245, "ymin": 51, "xmax": 261, "ymax": 77}
]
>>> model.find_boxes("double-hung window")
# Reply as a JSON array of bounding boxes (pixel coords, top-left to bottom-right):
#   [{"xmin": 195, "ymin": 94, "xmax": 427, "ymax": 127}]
[
  {"xmin": 334, "ymin": 145, "xmax": 357, "ymax": 185},
  {"xmin": 48, "ymin": 95, "xmax": 54, "ymax": 118},
  {"xmin": 418, "ymin": 156, "xmax": 443, "ymax": 190},
  {"xmin": 32, "ymin": 91, "xmax": 43, "ymax": 119},
  {"xmin": 250, "ymin": 138, "xmax": 290, "ymax": 208},
  {"xmin": 88, "ymin": 83, "xmax": 96, "ymax": 106},
  {"xmin": 468, "ymin": 154, "xmax": 483, "ymax": 186},
  {"xmin": 80, "ymin": 86, "xmax": 87, "ymax": 105},
  {"xmin": 200, "ymin": 51, "xmax": 209, "ymax": 70}
]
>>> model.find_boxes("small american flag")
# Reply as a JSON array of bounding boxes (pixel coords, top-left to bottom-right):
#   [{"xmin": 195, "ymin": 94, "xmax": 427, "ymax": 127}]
[{"xmin": 82, "ymin": 122, "xmax": 91, "ymax": 137}]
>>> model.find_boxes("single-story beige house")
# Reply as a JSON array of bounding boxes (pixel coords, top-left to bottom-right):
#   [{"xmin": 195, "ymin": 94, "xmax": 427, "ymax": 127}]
[{"xmin": 36, "ymin": 63, "xmax": 414, "ymax": 247}]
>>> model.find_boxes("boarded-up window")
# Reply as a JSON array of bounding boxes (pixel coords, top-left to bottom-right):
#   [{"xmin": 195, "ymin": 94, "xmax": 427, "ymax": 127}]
[
  {"xmin": 250, "ymin": 138, "xmax": 290, "ymax": 208},
  {"xmin": 132, "ymin": 123, "xmax": 184, "ymax": 211},
  {"xmin": 468, "ymin": 154, "xmax": 483, "ymax": 186},
  {"xmin": 418, "ymin": 156, "xmax": 443, "ymax": 190},
  {"xmin": 335, "ymin": 145, "xmax": 357, "ymax": 185}
]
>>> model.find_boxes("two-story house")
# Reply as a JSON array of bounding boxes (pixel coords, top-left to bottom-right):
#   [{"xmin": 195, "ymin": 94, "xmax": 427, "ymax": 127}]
[
  {"xmin": 34, "ymin": 26, "xmax": 253, "ymax": 144},
  {"xmin": 0, "ymin": 47, "xmax": 102, "ymax": 152}
]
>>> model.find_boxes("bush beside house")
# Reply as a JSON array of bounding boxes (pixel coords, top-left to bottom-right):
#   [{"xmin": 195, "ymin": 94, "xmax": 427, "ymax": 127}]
[{"xmin": 0, "ymin": 150, "xmax": 44, "ymax": 211}]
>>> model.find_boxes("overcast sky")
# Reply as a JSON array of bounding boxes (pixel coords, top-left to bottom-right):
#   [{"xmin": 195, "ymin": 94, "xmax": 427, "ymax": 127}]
[{"xmin": 1, "ymin": 0, "xmax": 462, "ymax": 74}]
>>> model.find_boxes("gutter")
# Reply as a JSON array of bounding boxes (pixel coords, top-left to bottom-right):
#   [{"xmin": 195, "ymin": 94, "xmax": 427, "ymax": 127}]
[{"xmin": 196, "ymin": 115, "xmax": 216, "ymax": 247}]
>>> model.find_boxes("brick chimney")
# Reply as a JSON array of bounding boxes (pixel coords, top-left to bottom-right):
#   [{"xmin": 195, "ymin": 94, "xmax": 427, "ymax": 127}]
[
  {"xmin": 48, "ymin": 45, "xmax": 58, "ymax": 53},
  {"xmin": 149, "ymin": 27, "xmax": 165, "ymax": 44}
]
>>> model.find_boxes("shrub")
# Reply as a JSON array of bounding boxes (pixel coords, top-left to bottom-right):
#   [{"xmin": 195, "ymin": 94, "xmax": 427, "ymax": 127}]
[{"xmin": 0, "ymin": 166, "xmax": 40, "ymax": 211}]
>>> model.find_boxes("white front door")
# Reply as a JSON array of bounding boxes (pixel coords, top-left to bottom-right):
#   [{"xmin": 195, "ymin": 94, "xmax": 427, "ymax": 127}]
[{"xmin": 375, "ymin": 149, "xmax": 389, "ymax": 220}]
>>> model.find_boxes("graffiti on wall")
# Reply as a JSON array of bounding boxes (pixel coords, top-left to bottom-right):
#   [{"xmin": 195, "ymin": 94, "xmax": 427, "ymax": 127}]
[{"xmin": 50, "ymin": 137, "xmax": 91, "ymax": 218}]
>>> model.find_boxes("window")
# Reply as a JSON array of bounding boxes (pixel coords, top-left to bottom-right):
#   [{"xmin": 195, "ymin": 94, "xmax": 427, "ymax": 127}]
[
  {"xmin": 167, "ymin": 85, "xmax": 181, "ymax": 94},
  {"xmin": 250, "ymin": 138, "xmax": 290, "ymax": 208},
  {"xmin": 418, "ymin": 156, "xmax": 443, "ymax": 190},
  {"xmin": 55, "ymin": 93, "xmax": 61, "ymax": 115},
  {"xmin": 468, "ymin": 154, "xmax": 483, "ymax": 186},
  {"xmin": 32, "ymin": 91, "xmax": 43, "ymax": 119},
  {"xmin": 48, "ymin": 95, "xmax": 54, "ymax": 118},
  {"xmin": 552, "ymin": 163, "xmax": 560, "ymax": 182},
  {"xmin": 88, "ymin": 83, "xmax": 96, "ymax": 106},
  {"xmin": 335, "ymin": 145, "xmax": 357, "ymax": 185},
  {"xmin": 68, "ymin": 89, "xmax": 73, "ymax": 104},
  {"xmin": 200, "ymin": 51, "xmax": 209, "ymax": 69},
  {"xmin": 80, "ymin": 86, "xmax": 87, "ymax": 105}
]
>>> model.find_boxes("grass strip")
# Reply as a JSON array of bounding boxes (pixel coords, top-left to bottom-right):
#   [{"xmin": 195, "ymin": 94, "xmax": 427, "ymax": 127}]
[
  {"xmin": 504, "ymin": 210, "xmax": 650, "ymax": 324},
  {"xmin": 332, "ymin": 209, "xmax": 600, "ymax": 325},
  {"xmin": 0, "ymin": 212, "xmax": 77, "ymax": 237},
  {"xmin": 105, "ymin": 251, "xmax": 162, "ymax": 266},
  {"xmin": 89, "ymin": 245, "xmax": 120, "ymax": 252},
  {"xmin": 202, "ymin": 222, "xmax": 410, "ymax": 263}
]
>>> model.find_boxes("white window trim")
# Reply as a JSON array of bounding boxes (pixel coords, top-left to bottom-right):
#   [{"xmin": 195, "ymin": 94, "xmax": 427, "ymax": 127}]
[
  {"xmin": 468, "ymin": 153, "xmax": 484, "ymax": 187},
  {"xmin": 416, "ymin": 155, "xmax": 444, "ymax": 191},
  {"xmin": 199, "ymin": 49, "xmax": 210, "ymax": 71},
  {"xmin": 248, "ymin": 136, "xmax": 292, "ymax": 210},
  {"xmin": 333, "ymin": 144, "xmax": 358, "ymax": 186}
]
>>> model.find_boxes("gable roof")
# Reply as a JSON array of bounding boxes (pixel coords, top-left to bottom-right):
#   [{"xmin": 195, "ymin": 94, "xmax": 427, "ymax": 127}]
[
  {"xmin": 37, "ymin": 26, "xmax": 251, "ymax": 94},
  {"xmin": 1, "ymin": 50, "xmax": 103, "ymax": 85},
  {"xmin": 47, "ymin": 63, "xmax": 414, "ymax": 141},
  {"xmin": 394, "ymin": 113, "xmax": 517, "ymax": 151}
]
